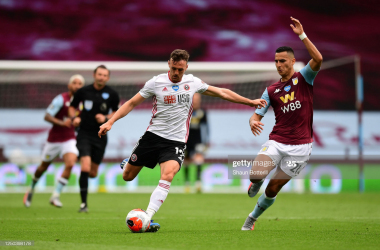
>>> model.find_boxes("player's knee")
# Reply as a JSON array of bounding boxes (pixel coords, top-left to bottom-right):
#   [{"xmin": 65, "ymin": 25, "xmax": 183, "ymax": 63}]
[
  {"xmin": 161, "ymin": 172, "xmax": 175, "ymax": 182},
  {"xmin": 265, "ymin": 184, "xmax": 282, "ymax": 197},
  {"xmin": 38, "ymin": 165, "xmax": 49, "ymax": 172},
  {"xmin": 64, "ymin": 163, "xmax": 75, "ymax": 170},
  {"xmin": 89, "ymin": 171, "xmax": 98, "ymax": 178},
  {"xmin": 122, "ymin": 172, "xmax": 135, "ymax": 182}
]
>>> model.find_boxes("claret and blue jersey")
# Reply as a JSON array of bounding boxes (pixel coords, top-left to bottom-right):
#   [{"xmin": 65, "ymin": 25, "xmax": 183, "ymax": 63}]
[{"xmin": 255, "ymin": 63, "xmax": 319, "ymax": 145}]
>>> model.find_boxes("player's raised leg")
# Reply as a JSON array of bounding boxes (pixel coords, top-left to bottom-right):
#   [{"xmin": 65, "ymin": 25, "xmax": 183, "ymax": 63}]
[
  {"xmin": 24, "ymin": 161, "xmax": 50, "ymax": 207},
  {"xmin": 242, "ymin": 154, "xmax": 276, "ymax": 230},
  {"xmin": 50, "ymin": 152, "xmax": 77, "ymax": 208},
  {"xmin": 242, "ymin": 168, "xmax": 291, "ymax": 231}
]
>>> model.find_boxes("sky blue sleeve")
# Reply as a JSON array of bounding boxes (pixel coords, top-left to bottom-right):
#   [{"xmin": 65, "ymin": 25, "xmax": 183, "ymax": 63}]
[
  {"xmin": 46, "ymin": 94, "xmax": 64, "ymax": 117},
  {"xmin": 255, "ymin": 88, "xmax": 270, "ymax": 116},
  {"xmin": 299, "ymin": 62, "xmax": 319, "ymax": 86}
]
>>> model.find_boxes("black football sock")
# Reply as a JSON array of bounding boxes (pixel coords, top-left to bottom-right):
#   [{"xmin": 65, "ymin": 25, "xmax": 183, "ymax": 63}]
[
  {"xmin": 184, "ymin": 165, "xmax": 189, "ymax": 182},
  {"xmin": 196, "ymin": 165, "xmax": 202, "ymax": 181},
  {"xmin": 79, "ymin": 171, "xmax": 89, "ymax": 205},
  {"xmin": 31, "ymin": 176, "xmax": 39, "ymax": 191}
]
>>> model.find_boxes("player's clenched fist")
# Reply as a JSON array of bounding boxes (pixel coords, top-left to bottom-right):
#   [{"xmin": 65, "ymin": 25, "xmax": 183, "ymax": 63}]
[
  {"xmin": 98, "ymin": 122, "xmax": 112, "ymax": 138},
  {"xmin": 250, "ymin": 99, "xmax": 267, "ymax": 109},
  {"xmin": 72, "ymin": 117, "xmax": 81, "ymax": 127},
  {"xmin": 250, "ymin": 120, "xmax": 264, "ymax": 136}
]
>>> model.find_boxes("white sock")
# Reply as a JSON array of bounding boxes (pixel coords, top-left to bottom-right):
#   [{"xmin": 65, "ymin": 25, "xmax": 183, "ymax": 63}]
[
  {"xmin": 146, "ymin": 180, "xmax": 171, "ymax": 219},
  {"xmin": 52, "ymin": 177, "xmax": 68, "ymax": 198}
]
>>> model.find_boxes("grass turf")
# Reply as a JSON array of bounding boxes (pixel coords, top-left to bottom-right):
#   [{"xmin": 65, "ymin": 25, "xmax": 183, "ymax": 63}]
[{"xmin": 0, "ymin": 193, "xmax": 379, "ymax": 250}]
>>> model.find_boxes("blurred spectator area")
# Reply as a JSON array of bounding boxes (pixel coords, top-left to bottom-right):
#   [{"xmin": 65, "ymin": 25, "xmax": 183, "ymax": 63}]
[{"xmin": 0, "ymin": 0, "xmax": 379, "ymax": 110}]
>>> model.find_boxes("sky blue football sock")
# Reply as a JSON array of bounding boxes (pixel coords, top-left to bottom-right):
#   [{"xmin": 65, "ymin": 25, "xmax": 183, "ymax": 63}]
[
  {"xmin": 250, "ymin": 193, "xmax": 276, "ymax": 219},
  {"xmin": 53, "ymin": 177, "xmax": 68, "ymax": 197}
]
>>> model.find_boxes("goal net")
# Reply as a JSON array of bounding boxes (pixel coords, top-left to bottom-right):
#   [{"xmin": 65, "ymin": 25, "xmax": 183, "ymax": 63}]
[
  {"xmin": 0, "ymin": 61, "xmax": 304, "ymax": 109},
  {"xmin": 0, "ymin": 61, "xmax": 306, "ymax": 193}
]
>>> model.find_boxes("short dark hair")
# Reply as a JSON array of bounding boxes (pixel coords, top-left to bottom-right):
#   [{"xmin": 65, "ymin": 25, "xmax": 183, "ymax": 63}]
[
  {"xmin": 170, "ymin": 49, "xmax": 190, "ymax": 63},
  {"xmin": 94, "ymin": 65, "xmax": 110, "ymax": 76},
  {"xmin": 275, "ymin": 46, "xmax": 294, "ymax": 56}
]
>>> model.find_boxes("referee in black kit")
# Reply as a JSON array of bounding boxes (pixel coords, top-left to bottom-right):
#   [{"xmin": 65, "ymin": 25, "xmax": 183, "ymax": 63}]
[{"xmin": 68, "ymin": 65, "xmax": 120, "ymax": 212}]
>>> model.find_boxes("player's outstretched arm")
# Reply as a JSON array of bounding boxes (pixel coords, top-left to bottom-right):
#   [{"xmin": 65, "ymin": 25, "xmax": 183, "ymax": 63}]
[
  {"xmin": 290, "ymin": 17, "xmax": 323, "ymax": 71},
  {"xmin": 249, "ymin": 113, "xmax": 264, "ymax": 136},
  {"xmin": 98, "ymin": 93, "xmax": 146, "ymax": 138},
  {"xmin": 202, "ymin": 86, "xmax": 267, "ymax": 108}
]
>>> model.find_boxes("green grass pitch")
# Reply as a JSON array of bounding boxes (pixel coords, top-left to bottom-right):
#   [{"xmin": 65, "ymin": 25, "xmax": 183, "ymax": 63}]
[{"xmin": 1, "ymin": 193, "xmax": 379, "ymax": 249}]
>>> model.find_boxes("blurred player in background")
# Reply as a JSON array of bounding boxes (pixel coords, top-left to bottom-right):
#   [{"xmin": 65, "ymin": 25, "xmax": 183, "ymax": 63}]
[
  {"xmin": 183, "ymin": 93, "xmax": 209, "ymax": 193},
  {"xmin": 69, "ymin": 65, "xmax": 120, "ymax": 213},
  {"xmin": 98, "ymin": 49, "xmax": 267, "ymax": 232},
  {"xmin": 241, "ymin": 17, "xmax": 323, "ymax": 231},
  {"xmin": 24, "ymin": 75, "xmax": 84, "ymax": 208}
]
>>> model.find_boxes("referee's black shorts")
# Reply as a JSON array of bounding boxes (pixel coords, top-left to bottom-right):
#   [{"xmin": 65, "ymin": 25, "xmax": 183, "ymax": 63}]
[
  {"xmin": 76, "ymin": 130, "xmax": 107, "ymax": 165},
  {"xmin": 128, "ymin": 131, "xmax": 186, "ymax": 169}
]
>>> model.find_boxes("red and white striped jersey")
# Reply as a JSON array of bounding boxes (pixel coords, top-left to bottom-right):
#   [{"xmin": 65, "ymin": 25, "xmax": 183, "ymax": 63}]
[{"xmin": 139, "ymin": 72, "xmax": 209, "ymax": 143}]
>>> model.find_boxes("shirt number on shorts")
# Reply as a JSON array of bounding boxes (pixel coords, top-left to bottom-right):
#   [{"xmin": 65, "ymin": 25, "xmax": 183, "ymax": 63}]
[
  {"xmin": 175, "ymin": 147, "xmax": 185, "ymax": 161},
  {"xmin": 288, "ymin": 162, "xmax": 304, "ymax": 175}
]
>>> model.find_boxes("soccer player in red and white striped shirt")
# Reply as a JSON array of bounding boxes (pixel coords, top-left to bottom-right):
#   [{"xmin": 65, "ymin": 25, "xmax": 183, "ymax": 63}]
[{"xmin": 98, "ymin": 49, "xmax": 267, "ymax": 232}]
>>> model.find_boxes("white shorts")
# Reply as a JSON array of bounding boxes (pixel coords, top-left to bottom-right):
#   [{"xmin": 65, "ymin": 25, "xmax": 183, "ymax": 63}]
[
  {"xmin": 41, "ymin": 139, "xmax": 79, "ymax": 162},
  {"xmin": 258, "ymin": 140, "xmax": 312, "ymax": 178}
]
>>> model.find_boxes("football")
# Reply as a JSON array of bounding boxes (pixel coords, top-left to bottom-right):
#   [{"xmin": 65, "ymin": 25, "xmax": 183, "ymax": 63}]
[{"xmin": 126, "ymin": 209, "xmax": 151, "ymax": 233}]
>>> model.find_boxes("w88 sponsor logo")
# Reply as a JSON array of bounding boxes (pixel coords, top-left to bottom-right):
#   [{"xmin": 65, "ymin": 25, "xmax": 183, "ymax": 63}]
[{"xmin": 281, "ymin": 101, "xmax": 301, "ymax": 113}]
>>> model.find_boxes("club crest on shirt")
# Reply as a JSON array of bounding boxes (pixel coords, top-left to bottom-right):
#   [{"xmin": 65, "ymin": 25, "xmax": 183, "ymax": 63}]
[
  {"xmin": 284, "ymin": 85, "xmax": 291, "ymax": 92},
  {"xmin": 131, "ymin": 154, "xmax": 137, "ymax": 162},
  {"xmin": 100, "ymin": 103, "xmax": 107, "ymax": 112},
  {"xmin": 172, "ymin": 85, "xmax": 179, "ymax": 91},
  {"xmin": 102, "ymin": 92, "xmax": 110, "ymax": 99},
  {"xmin": 184, "ymin": 84, "xmax": 190, "ymax": 91},
  {"xmin": 292, "ymin": 77, "xmax": 298, "ymax": 85},
  {"xmin": 84, "ymin": 100, "xmax": 93, "ymax": 111}
]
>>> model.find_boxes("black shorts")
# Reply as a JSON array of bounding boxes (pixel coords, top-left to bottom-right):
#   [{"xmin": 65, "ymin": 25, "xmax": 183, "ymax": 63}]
[
  {"xmin": 76, "ymin": 130, "xmax": 107, "ymax": 165},
  {"xmin": 128, "ymin": 131, "xmax": 186, "ymax": 169}
]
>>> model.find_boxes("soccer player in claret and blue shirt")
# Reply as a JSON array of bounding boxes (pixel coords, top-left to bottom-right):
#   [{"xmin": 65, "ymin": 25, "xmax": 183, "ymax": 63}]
[
  {"xmin": 24, "ymin": 75, "xmax": 84, "ymax": 208},
  {"xmin": 241, "ymin": 17, "xmax": 323, "ymax": 230}
]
